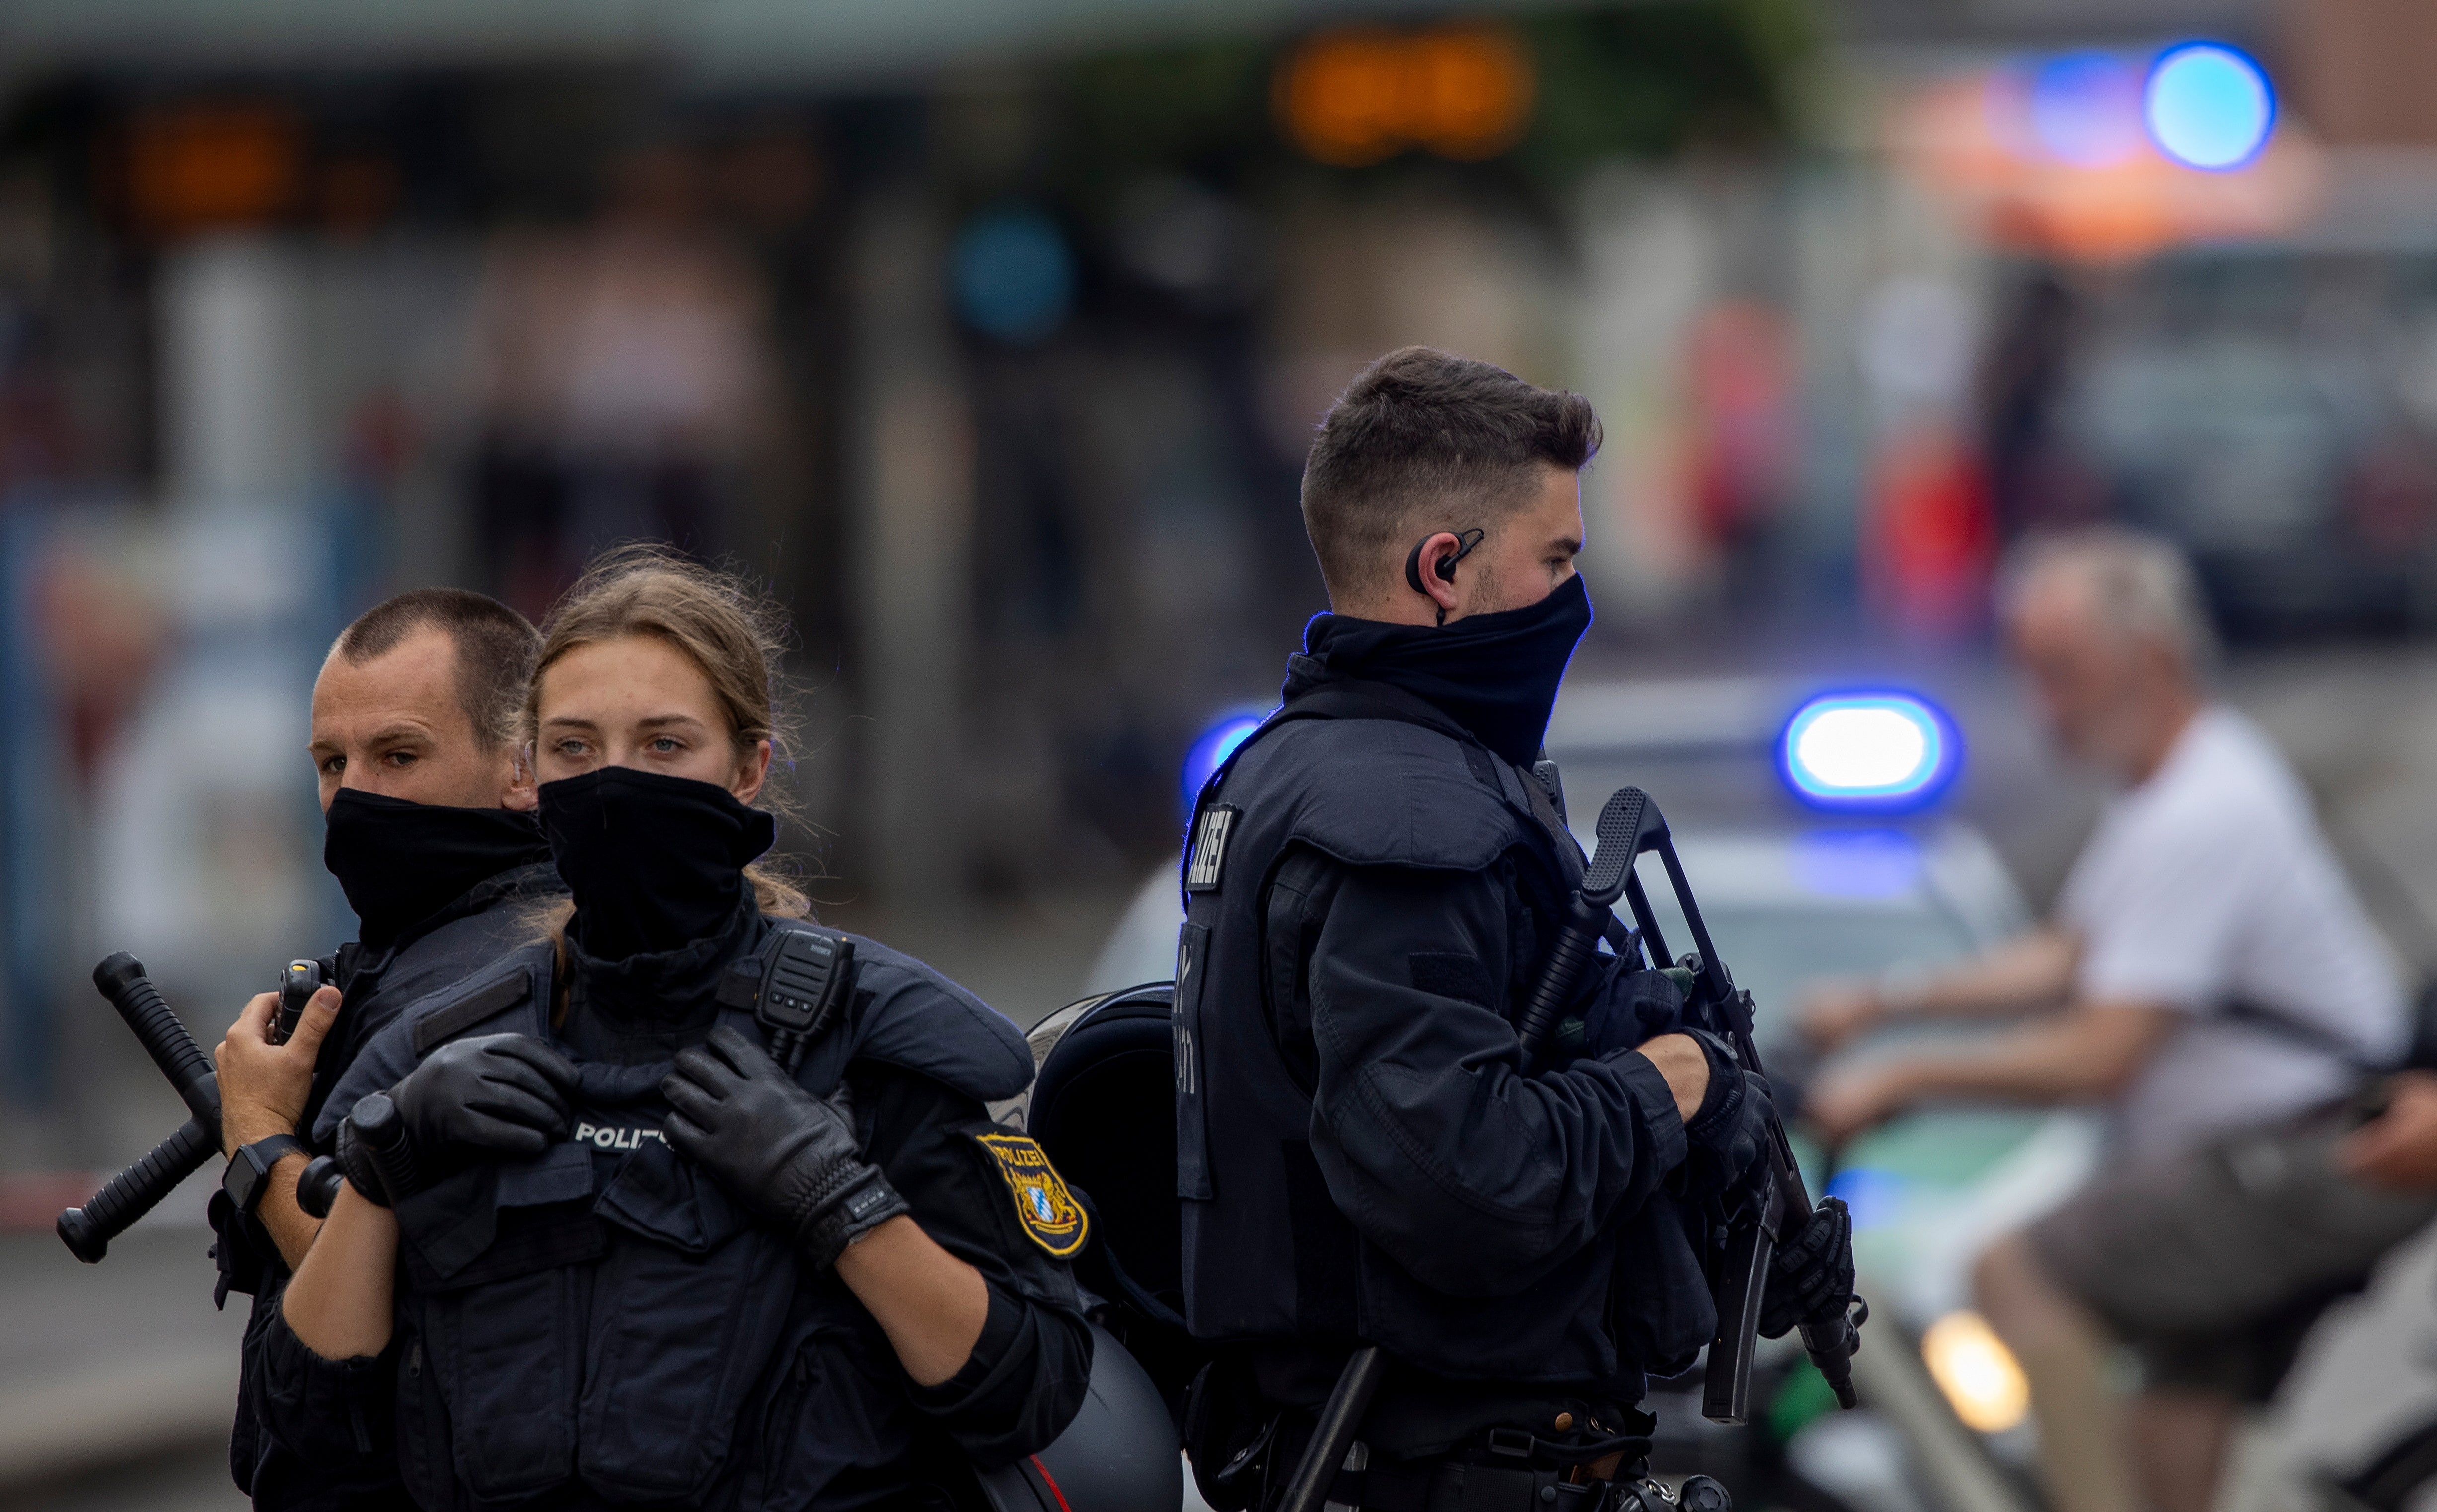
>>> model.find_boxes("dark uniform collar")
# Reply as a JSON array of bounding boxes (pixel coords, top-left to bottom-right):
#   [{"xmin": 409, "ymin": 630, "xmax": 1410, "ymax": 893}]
[{"xmin": 340, "ymin": 859, "xmax": 565, "ymax": 981}]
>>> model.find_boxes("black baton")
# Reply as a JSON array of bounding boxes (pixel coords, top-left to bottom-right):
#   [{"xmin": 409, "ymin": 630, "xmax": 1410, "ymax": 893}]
[
  {"xmin": 58, "ymin": 954, "xmax": 223, "ymax": 1262},
  {"xmin": 1273, "ymin": 1344, "xmax": 1389, "ymax": 1512}
]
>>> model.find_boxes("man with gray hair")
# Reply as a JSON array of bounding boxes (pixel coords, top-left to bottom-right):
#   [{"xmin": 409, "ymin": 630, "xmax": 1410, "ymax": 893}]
[{"xmin": 1800, "ymin": 526, "xmax": 2433, "ymax": 1512}]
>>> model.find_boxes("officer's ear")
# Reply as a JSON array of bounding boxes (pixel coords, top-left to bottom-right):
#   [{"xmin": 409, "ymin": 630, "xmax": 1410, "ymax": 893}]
[
  {"xmin": 501, "ymin": 742, "xmax": 539, "ymax": 813},
  {"xmin": 1405, "ymin": 529, "xmax": 1480, "ymax": 625},
  {"xmin": 728, "ymin": 739, "xmax": 772, "ymax": 806}
]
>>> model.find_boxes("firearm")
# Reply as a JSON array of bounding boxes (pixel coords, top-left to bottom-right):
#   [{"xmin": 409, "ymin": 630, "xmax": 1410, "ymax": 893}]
[
  {"xmin": 57, "ymin": 953, "xmax": 329, "ymax": 1263},
  {"xmin": 1514, "ymin": 786, "xmax": 1864, "ymax": 1426},
  {"xmin": 1277, "ymin": 787, "xmax": 1838, "ymax": 1512}
]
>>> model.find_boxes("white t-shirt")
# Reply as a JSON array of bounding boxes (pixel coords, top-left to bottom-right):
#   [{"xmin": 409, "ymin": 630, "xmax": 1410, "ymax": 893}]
[{"xmin": 2055, "ymin": 707, "xmax": 2403, "ymax": 1159}]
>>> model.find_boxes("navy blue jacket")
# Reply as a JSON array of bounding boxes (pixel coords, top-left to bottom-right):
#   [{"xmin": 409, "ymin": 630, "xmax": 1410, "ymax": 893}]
[
  {"xmin": 1178, "ymin": 665, "xmax": 1699, "ymax": 1409},
  {"xmin": 220, "ymin": 861, "xmax": 563, "ymax": 1512},
  {"xmin": 258, "ymin": 918, "xmax": 1092, "ymax": 1510}
]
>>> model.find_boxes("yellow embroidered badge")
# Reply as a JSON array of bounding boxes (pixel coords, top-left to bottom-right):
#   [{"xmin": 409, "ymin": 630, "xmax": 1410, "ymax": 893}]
[{"xmin": 973, "ymin": 1133, "xmax": 1089, "ymax": 1258}]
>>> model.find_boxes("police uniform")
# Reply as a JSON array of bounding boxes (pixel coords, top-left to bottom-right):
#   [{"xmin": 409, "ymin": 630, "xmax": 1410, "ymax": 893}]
[
  {"xmin": 1177, "ymin": 647, "xmax": 1722, "ymax": 1500},
  {"xmin": 219, "ymin": 857, "xmax": 565, "ymax": 1512},
  {"xmin": 257, "ymin": 911, "xmax": 1095, "ymax": 1510}
]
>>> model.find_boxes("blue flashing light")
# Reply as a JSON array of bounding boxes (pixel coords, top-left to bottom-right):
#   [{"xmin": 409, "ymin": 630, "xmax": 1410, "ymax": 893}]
[
  {"xmin": 2145, "ymin": 43, "xmax": 2275, "ymax": 171},
  {"xmin": 1182, "ymin": 707, "xmax": 1269, "ymax": 818},
  {"xmin": 2028, "ymin": 51, "xmax": 2142, "ymax": 167},
  {"xmin": 1779, "ymin": 692, "xmax": 1960, "ymax": 811}
]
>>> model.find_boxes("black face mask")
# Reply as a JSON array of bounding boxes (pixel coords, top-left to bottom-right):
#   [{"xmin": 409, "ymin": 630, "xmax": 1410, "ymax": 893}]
[
  {"xmin": 1294, "ymin": 573, "xmax": 1593, "ymax": 766},
  {"xmin": 538, "ymin": 767, "xmax": 776, "ymax": 961},
  {"xmin": 323, "ymin": 789, "xmax": 552, "ymax": 951}
]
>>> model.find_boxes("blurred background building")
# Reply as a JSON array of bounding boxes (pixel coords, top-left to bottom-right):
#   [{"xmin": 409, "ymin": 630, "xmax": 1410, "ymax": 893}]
[{"xmin": 0, "ymin": 0, "xmax": 2430, "ymax": 1174}]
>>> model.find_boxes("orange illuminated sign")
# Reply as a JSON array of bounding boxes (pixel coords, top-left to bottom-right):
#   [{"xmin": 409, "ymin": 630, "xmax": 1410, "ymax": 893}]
[
  {"xmin": 1275, "ymin": 23, "xmax": 1536, "ymax": 167},
  {"xmin": 125, "ymin": 103, "xmax": 302, "ymax": 238}
]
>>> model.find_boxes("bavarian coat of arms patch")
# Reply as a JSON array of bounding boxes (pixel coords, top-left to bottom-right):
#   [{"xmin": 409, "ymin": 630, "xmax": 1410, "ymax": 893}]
[{"xmin": 971, "ymin": 1132, "xmax": 1089, "ymax": 1258}]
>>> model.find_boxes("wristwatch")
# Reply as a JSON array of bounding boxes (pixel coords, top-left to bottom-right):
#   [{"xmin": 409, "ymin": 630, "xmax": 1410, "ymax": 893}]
[{"xmin": 222, "ymin": 1133, "xmax": 308, "ymax": 1221}]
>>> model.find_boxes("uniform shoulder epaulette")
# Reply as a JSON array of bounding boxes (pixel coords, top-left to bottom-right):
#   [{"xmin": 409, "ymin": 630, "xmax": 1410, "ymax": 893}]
[
  {"xmin": 313, "ymin": 940, "xmax": 554, "ymax": 1146},
  {"xmin": 1253, "ymin": 716, "xmax": 1540, "ymax": 874},
  {"xmin": 403, "ymin": 941, "xmax": 552, "ymax": 1055},
  {"xmin": 770, "ymin": 923, "xmax": 1034, "ymax": 1104}
]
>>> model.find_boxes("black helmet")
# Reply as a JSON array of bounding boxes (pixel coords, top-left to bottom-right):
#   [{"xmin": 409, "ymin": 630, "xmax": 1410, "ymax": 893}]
[{"xmin": 976, "ymin": 1322, "xmax": 1182, "ymax": 1512}]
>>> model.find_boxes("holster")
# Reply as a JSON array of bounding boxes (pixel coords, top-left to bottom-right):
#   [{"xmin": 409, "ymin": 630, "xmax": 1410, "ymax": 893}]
[{"xmin": 1182, "ymin": 1354, "xmax": 1278, "ymax": 1511}]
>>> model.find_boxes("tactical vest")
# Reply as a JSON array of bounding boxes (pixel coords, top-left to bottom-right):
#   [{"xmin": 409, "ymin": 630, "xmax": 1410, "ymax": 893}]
[
  {"xmin": 1176, "ymin": 681, "xmax": 1668, "ymax": 1388},
  {"xmin": 348, "ymin": 919, "xmax": 1034, "ymax": 1511}
]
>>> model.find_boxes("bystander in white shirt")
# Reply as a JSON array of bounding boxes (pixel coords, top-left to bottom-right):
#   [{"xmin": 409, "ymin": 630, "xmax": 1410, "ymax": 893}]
[{"xmin": 2057, "ymin": 706, "xmax": 2404, "ymax": 1158}]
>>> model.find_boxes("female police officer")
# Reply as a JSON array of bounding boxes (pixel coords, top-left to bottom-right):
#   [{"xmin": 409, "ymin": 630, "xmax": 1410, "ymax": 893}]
[{"xmin": 264, "ymin": 549, "xmax": 1093, "ymax": 1509}]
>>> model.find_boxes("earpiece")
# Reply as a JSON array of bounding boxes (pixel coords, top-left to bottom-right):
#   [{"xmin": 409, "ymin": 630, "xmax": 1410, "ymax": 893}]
[{"xmin": 1403, "ymin": 529, "xmax": 1487, "ymax": 596}]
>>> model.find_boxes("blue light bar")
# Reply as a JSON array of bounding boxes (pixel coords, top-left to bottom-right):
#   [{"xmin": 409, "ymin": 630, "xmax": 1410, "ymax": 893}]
[
  {"xmin": 1779, "ymin": 693, "xmax": 1960, "ymax": 811},
  {"xmin": 1181, "ymin": 707, "xmax": 1270, "ymax": 817},
  {"xmin": 2028, "ymin": 51, "xmax": 2142, "ymax": 167},
  {"xmin": 2145, "ymin": 43, "xmax": 2275, "ymax": 171}
]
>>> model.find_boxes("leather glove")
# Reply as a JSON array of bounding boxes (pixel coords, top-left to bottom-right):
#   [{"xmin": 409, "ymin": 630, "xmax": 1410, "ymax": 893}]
[
  {"xmin": 1679, "ymin": 1031, "xmax": 1772, "ymax": 1198},
  {"xmin": 390, "ymin": 1033, "xmax": 579, "ymax": 1161},
  {"xmin": 1759, "ymin": 1195, "xmax": 1857, "ymax": 1341},
  {"xmin": 1583, "ymin": 965, "xmax": 1686, "ymax": 1057},
  {"xmin": 336, "ymin": 1034, "xmax": 575, "ymax": 1206},
  {"xmin": 661, "ymin": 1024, "xmax": 910, "ymax": 1270}
]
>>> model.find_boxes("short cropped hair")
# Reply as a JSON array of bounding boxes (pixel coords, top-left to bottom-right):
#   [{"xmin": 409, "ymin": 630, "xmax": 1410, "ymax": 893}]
[
  {"xmin": 334, "ymin": 588, "xmax": 541, "ymax": 751},
  {"xmin": 1999, "ymin": 526, "xmax": 2218, "ymax": 670},
  {"xmin": 1301, "ymin": 347, "xmax": 1602, "ymax": 601}
]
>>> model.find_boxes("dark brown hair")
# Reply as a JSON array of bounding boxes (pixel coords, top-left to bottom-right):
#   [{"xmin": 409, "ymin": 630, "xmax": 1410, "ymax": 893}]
[
  {"xmin": 528, "ymin": 546, "xmax": 809, "ymax": 919},
  {"xmin": 335, "ymin": 588, "xmax": 540, "ymax": 751},
  {"xmin": 1300, "ymin": 347, "xmax": 1602, "ymax": 601}
]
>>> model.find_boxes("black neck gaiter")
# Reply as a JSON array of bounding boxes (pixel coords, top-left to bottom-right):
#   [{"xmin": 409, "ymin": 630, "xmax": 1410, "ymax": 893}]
[
  {"xmin": 323, "ymin": 789, "xmax": 552, "ymax": 951},
  {"xmin": 538, "ymin": 767, "xmax": 776, "ymax": 962},
  {"xmin": 1290, "ymin": 574, "xmax": 1593, "ymax": 766}
]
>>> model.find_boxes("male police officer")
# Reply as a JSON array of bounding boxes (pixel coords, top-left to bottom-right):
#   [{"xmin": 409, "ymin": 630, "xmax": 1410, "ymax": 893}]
[
  {"xmin": 1175, "ymin": 349, "xmax": 1855, "ymax": 1510},
  {"xmin": 208, "ymin": 587, "xmax": 564, "ymax": 1510}
]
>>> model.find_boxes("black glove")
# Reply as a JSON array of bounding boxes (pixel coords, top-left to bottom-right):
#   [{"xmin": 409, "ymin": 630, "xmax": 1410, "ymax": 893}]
[
  {"xmin": 661, "ymin": 1025, "xmax": 911, "ymax": 1270},
  {"xmin": 1583, "ymin": 965, "xmax": 1687, "ymax": 1057},
  {"xmin": 1759, "ymin": 1195, "xmax": 1856, "ymax": 1341},
  {"xmin": 1680, "ymin": 1031, "xmax": 1772, "ymax": 1197},
  {"xmin": 389, "ymin": 1033, "xmax": 579, "ymax": 1164}
]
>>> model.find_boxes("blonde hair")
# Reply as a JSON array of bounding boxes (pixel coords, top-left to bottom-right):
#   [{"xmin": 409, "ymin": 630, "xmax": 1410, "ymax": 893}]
[{"xmin": 529, "ymin": 545, "xmax": 811, "ymax": 921}]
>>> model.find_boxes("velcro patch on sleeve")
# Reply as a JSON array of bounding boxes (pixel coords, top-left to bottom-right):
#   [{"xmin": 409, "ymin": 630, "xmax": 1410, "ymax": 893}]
[
  {"xmin": 1185, "ymin": 805, "xmax": 1239, "ymax": 892},
  {"xmin": 972, "ymin": 1132, "xmax": 1090, "ymax": 1258},
  {"xmin": 1408, "ymin": 951, "xmax": 1495, "ymax": 1009}
]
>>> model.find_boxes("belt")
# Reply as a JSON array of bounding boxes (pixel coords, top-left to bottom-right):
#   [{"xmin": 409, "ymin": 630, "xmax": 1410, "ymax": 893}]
[{"xmin": 1330, "ymin": 1463, "xmax": 1609, "ymax": 1512}]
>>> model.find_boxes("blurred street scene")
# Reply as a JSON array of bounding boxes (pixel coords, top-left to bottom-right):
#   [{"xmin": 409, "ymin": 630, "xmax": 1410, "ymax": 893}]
[{"xmin": 7, "ymin": 0, "xmax": 2437, "ymax": 1506}]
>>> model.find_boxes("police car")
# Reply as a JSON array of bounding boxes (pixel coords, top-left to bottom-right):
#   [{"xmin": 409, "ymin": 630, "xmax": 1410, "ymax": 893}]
[{"xmin": 1085, "ymin": 679, "xmax": 2081, "ymax": 1512}]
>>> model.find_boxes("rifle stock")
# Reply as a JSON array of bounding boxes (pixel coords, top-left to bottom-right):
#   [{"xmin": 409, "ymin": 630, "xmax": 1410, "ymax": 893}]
[{"xmin": 1532, "ymin": 789, "xmax": 1862, "ymax": 1424}]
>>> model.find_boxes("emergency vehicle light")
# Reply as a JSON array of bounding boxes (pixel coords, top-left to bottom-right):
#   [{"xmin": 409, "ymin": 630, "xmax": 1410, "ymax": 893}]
[
  {"xmin": 1779, "ymin": 693, "xmax": 1958, "ymax": 811},
  {"xmin": 1181, "ymin": 708, "xmax": 1270, "ymax": 818},
  {"xmin": 2145, "ymin": 43, "xmax": 2274, "ymax": 171}
]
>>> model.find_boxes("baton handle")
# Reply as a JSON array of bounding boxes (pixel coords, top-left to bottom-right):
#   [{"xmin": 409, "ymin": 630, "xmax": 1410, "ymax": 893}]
[
  {"xmin": 93, "ymin": 953, "xmax": 218, "ymax": 1126},
  {"xmin": 57, "ymin": 1116, "xmax": 219, "ymax": 1263},
  {"xmin": 1276, "ymin": 1345, "xmax": 1388, "ymax": 1512}
]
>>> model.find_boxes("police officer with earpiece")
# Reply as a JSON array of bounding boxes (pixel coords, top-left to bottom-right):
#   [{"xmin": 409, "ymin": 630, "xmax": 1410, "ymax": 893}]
[{"xmin": 1174, "ymin": 349, "xmax": 1857, "ymax": 1510}]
